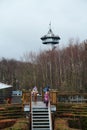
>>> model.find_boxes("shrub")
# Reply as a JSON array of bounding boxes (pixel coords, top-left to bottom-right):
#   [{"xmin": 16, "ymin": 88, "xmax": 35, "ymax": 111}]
[
  {"xmin": 0, "ymin": 119, "xmax": 16, "ymax": 129},
  {"xmin": 68, "ymin": 119, "xmax": 81, "ymax": 129},
  {"xmin": 80, "ymin": 117, "xmax": 87, "ymax": 130}
]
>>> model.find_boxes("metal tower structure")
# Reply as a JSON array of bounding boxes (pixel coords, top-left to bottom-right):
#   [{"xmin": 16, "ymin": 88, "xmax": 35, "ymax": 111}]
[{"xmin": 41, "ymin": 23, "xmax": 60, "ymax": 50}]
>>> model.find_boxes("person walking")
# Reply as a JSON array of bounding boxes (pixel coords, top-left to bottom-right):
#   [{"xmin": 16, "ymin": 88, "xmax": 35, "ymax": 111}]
[
  {"xmin": 32, "ymin": 86, "xmax": 38, "ymax": 102},
  {"xmin": 44, "ymin": 90, "xmax": 50, "ymax": 107}
]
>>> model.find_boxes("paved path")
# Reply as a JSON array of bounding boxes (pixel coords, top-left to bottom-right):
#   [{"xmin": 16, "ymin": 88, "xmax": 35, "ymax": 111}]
[{"xmin": 32, "ymin": 101, "xmax": 47, "ymax": 108}]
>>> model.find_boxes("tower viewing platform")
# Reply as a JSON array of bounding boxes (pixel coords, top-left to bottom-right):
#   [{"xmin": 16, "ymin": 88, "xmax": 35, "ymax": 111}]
[{"xmin": 41, "ymin": 24, "xmax": 60, "ymax": 49}]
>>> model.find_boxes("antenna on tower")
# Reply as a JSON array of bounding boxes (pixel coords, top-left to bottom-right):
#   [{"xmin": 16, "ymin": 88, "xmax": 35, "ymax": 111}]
[{"xmin": 49, "ymin": 22, "xmax": 51, "ymax": 30}]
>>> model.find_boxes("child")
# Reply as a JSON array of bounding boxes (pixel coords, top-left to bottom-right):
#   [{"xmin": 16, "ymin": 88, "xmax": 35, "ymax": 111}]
[{"xmin": 44, "ymin": 91, "xmax": 49, "ymax": 107}]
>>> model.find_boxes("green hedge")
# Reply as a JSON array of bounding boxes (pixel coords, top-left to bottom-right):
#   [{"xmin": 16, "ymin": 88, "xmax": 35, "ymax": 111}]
[
  {"xmin": 68, "ymin": 119, "xmax": 81, "ymax": 129},
  {"xmin": 80, "ymin": 117, "xmax": 87, "ymax": 130},
  {"xmin": 68, "ymin": 117, "xmax": 87, "ymax": 130}
]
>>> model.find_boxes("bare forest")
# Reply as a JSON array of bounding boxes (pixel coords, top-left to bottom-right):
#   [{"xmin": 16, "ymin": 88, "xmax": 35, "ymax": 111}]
[{"xmin": 0, "ymin": 40, "xmax": 87, "ymax": 92}]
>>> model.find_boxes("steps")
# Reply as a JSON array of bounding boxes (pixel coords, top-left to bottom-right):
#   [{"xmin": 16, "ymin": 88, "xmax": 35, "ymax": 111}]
[{"xmin": 31, "ymin": 101, "xmax": 52, "ymax": 130}]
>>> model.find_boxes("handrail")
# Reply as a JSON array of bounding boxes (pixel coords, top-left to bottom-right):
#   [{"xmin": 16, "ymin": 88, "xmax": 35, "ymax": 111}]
[{"xmin": 48, "ymin": 95, "xmax": 52, "ymax": 130}]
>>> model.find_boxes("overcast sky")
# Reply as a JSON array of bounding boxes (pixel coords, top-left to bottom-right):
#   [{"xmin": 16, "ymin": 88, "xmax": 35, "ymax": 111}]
[{"xmin": 0, "ymin": 0, "xmax": 87, "ymax": 60}]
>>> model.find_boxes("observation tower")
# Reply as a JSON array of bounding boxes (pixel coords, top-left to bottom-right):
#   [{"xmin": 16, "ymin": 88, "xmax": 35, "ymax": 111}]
[{"xmin": 41, "ymin": 23, "xmax": 60, "ymax": 49}]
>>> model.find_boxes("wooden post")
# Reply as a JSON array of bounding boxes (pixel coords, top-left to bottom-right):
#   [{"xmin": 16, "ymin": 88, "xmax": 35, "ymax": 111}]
[
  {"xmin": 50, "ymin": 90, "xmax": 58, "ymax": 105},
  {"xmin": 22, "ymin": 91, "xmax": 31, "ymax": 106}
]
